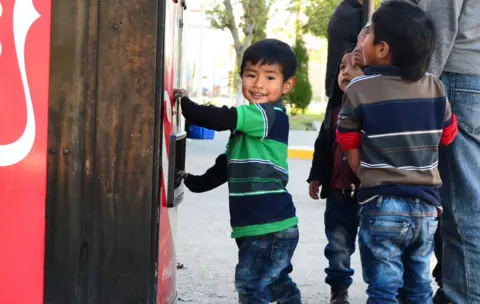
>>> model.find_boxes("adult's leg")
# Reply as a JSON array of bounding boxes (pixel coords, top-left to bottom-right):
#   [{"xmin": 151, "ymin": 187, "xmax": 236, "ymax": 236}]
[{"xmin": 439, "ymin": 72, "xmax": 480, "ymax": 303}]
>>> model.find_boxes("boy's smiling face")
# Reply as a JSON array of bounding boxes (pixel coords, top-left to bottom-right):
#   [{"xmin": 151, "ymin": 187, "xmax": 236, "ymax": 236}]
[{"xmin": 241, "ymin": 61, "xmax": 295, "ymax": 104}]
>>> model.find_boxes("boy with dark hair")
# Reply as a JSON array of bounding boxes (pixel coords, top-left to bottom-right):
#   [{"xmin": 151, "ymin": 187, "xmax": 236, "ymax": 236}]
[
  {"xmin": 336, "ymin": 1, "xmax": 458, "ymax": 302},
  {"xmin": 308, "ymin": 46, "xmax": 364, "ymax": 304},
  {"xmin": 176, "ymin": 38, "xmax": 301, "ymax": 303}
]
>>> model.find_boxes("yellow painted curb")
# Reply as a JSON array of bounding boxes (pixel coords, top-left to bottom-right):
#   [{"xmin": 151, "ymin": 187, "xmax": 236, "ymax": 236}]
[{"xmin": 288, "ymin": 147, "xmax": 314, "ymax": 160}]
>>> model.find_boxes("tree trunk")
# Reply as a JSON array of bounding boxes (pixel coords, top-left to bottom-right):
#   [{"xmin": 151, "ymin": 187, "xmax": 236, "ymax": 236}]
[{"xmin": 235, "ymin": 51, "xmax": 245, "ymax": 106}]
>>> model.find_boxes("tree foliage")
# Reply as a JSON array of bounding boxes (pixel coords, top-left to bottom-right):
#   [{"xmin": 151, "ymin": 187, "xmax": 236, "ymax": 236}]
[
  {"xmin": 206, "ymin": 0, "xmax": 274, "ymax": 101},
  {"xmin": 206, "ymin": 0, "xmax": 273, "ymax": 67},
  {"xmin": 303, "ymin": 0, "xmax": 382, "ymax": 38},
  {"xmin": 288, "ymin": 36, "xmax": 313, "ymax": 114},
  {"xmin": 287, "ymin": 0, "xmax": 312, "ymax": 114}
]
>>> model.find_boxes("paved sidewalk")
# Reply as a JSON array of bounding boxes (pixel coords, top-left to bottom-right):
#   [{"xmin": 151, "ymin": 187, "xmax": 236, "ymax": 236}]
[{"xmin": 288, "ymin": 130, "xmax": 317, "ymax": 160}]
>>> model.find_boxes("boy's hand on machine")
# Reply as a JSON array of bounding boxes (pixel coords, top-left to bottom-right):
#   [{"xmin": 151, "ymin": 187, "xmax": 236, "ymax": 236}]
[
  {"xmin": 309, "ymin": 180, "xmax": 320, "ymax": 200},
  {"xmin": 178, "ymin": 171, "xmax": 189, "ymax": 180},
  {"xmin": 174, "ymin": 88, "xmax": 189, "ymax": 98}
]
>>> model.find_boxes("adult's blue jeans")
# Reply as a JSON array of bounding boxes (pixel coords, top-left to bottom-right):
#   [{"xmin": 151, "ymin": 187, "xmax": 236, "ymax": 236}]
[{"xmin": 439, "ymin": 72, "xmax": 480, "ymax": 304}]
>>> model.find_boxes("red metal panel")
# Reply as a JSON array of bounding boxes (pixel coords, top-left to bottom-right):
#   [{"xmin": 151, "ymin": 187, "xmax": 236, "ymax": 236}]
[
  {"xmin": 0, "ymin": 0, "xmax": 51, "ymax": 303},
  {"xmin": 157, "ymin": 0, "xmax": 178, "ymax": 303}
]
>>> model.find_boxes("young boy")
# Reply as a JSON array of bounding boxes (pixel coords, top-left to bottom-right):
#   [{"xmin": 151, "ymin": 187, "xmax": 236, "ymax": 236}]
[
  {"xmin": 176, "ymin": 39, "xmax": 301, "ymax": 303},
  {"xmin": 308, "ymin": 47, "xmax": 364, "ymax": 304},
  {"xmin": 336, "ymin": 1, "xmax": 458, "ymax": 303}
]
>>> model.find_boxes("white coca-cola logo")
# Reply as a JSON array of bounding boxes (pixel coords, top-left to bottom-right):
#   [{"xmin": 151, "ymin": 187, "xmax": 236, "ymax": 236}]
[{"xmin": 0, "ymin": 0, "xmax": 40, "ymax": 167}]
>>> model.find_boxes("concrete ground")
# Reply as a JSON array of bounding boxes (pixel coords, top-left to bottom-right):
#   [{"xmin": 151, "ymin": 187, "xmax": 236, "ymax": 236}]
[{"xmin": 175, "ymin": 131, "xmax": 438, "ymax": 303}]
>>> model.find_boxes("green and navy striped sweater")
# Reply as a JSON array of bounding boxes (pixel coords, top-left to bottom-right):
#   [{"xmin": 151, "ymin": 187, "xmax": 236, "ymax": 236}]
[{"xmin": 181, "ymin": 97, "xmax": 298, "ymax": 238}]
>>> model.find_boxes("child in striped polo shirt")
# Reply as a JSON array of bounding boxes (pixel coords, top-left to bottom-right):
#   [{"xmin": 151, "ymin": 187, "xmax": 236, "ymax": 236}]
[
  {"xmin": 176, "ymin": 38, "xmax": 301, "ymax": 303},
  {"xmin": 336, "ymin": 1, "xmax": 458, "ymax": 303}
]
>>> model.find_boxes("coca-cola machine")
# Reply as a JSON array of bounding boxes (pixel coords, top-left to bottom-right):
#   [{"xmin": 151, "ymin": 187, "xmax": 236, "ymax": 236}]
[
  {"xmin": 0, "ymin": 0, "xmax": 51, "ymax": 303},
  {"xmin": 0, "ymin": 0, "xmax": 187, "ymax": 303}
]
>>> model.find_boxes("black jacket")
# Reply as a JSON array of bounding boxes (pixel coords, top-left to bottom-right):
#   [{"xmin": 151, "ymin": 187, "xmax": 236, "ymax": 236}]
[
  {"xmin": 308, "ymin": 57, "xmax": 357, "ymax": 199},
  {"xmin": 325, "ymin": 0, "xmax": 363, "ymax": 98}
]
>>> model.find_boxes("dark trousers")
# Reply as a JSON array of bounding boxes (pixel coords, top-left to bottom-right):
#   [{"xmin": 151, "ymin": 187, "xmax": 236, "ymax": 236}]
[{"xmin": 324, "ymin": 191, "xmax": 360, "ymax": 290}]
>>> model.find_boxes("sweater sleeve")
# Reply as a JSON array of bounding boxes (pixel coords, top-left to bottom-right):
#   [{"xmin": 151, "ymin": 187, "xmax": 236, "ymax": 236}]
[
  {"xmin": 184, "ymin": 153, "xmax": 228, "ymax": 193},
  {"xmin": 336, "ymin": 92, "xmax": 361, "ymax": 151},
  {"xmin": 235, "ymin": 103, "xmax": 276, "ymax": 139},
  {"xmin": 181, "ymin": 97, "xmax": 237, "ymax": 131},
  {"xmin": 307, "ymin": 120, "xmax": 329, "ymax": 183},
  {"xmin": 440, "ymin": 99, "xmax": 458, "ymax": 146}
]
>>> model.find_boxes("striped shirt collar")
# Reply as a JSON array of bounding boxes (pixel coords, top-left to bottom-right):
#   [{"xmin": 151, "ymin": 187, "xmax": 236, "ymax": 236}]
[
  {"xmin": 274, "ymin": 99, "xmax": 286, "ymax": 112},
  {"xmin": 364, "ymin": 65, "xmax": 403, "ymax": 77}
]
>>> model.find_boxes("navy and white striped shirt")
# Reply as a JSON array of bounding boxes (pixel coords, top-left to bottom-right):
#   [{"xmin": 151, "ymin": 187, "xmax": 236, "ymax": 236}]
[{"xmin": 336, "ymin": 66, "xmax": 458, "ymax": 207}]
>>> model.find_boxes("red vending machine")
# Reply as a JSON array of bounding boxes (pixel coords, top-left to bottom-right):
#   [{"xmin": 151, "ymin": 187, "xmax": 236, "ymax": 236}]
[
  {"xmin": 0, "ymin": 0, "xmax": 187, "ymax": 303},
  {"xmin": 0, "ymin": 0, "xmax": 51, "ymax": 302}
]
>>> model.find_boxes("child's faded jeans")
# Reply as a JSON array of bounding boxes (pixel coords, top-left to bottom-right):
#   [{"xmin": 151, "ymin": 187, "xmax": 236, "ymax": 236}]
[
  {"xmin": 235, "ymin": 226, "xmax": 301, "ymax": 304},
  {"xmin": 358, "ymin": 196, "xmax": 438, "ymax": 304}
]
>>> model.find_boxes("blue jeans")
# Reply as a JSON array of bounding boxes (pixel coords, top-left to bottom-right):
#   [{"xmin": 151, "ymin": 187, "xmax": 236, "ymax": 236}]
[
  {"xmin": 324, "ymin": 192, "xmax": 360, "ymax": 290},
  {"xmin": 358, "ymin": 196, "xmax": 438, "ymax": 304},
  {"xmin": 439, "ymin": 72, "xmax": 480, "ymax": 303},
  {"xmin": 235, "ymin": 226, "xmax": 301, "ymax": 303}
]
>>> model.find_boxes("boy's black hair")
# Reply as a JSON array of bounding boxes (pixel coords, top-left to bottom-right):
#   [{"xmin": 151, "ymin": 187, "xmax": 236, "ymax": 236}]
[
  {"xmin": 372, "ymin": 0, "xmax": 435, "ymax": 81},
  {"xmin": 240, "ymin": 39, "xmax": 297, "ymax": 81}
]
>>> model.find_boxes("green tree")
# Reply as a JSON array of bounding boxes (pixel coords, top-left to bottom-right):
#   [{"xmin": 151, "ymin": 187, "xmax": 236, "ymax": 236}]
[
  {"xmin": 287, "ymin": 0, "xmax": 312, "ymax": 114},
  {"xmin": 206, "ymin": 0, "xmax": 273, "ymax": 104},
  {"xmin": 304, "ymin": 0, "xmax": 382, "ymax": 38},
  {"xmin": 288, "ymin": 37, "xmax": 313, "ymax": 114}
]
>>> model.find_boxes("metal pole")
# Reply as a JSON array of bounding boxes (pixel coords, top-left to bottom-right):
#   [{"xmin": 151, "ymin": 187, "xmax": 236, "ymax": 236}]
[
  {"xmin": 362, "ymin": 0, "xmax": 374, "ymax": 26},
  {"xmin": 197, "ymin": 10, "xmax": 204, "ymax": 99}
]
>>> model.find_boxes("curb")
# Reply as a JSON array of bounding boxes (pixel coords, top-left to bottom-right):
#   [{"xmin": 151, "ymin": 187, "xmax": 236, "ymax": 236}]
[{"xmin": 288, "ymin": 146, "xmax": 314, "ymax": 160}]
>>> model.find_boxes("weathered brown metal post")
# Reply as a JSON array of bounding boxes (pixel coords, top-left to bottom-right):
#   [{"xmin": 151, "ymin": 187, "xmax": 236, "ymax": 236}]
[{"xmin": 44, "ymin": 0, "xmax": 165, "ymax": 302}]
